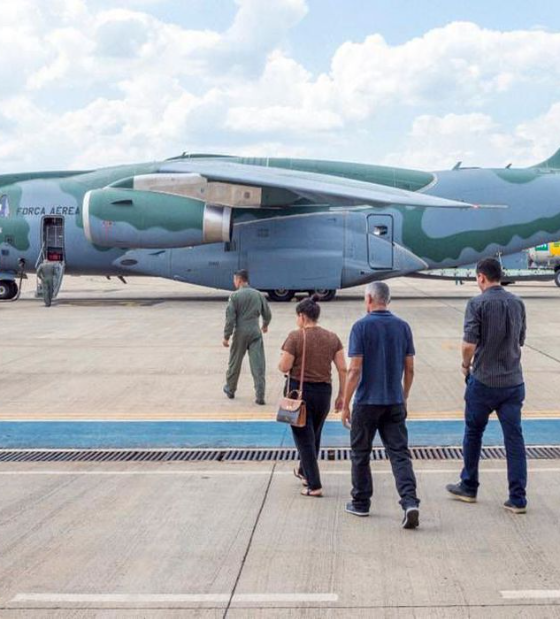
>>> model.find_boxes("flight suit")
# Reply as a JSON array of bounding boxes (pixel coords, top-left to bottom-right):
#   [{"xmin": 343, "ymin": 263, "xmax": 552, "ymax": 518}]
[
  {"xmin": 36, "ymin": 261, "xmax": 57, "ymax": 307},
  {"xmin": 224, "ymin": 285, "xmax": 272, "ymax": 401}
]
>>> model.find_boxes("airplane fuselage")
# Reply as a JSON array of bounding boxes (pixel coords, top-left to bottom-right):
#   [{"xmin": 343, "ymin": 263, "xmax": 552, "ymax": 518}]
[{"xmin": 1, "ymin": 157, "xmax": 560, "ymax": 298}]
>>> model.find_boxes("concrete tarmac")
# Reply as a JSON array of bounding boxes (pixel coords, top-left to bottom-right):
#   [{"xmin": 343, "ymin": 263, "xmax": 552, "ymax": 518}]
[
  {"xmin": 1, "ymin": 275, "xmax": 560, "ymax": 421},
  {"xmin": 2, "ymin": 276, "xmax": 560, "ymax": 619},
  {"xmin": 1, "ymin": 459, "xmax": 560, "ymax": 618}
]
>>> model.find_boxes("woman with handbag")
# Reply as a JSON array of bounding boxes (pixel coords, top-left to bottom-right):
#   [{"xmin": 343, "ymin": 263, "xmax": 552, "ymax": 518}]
[{"xmin": 278, "ymin": 295, "xmax": 347, "ymax": 497}]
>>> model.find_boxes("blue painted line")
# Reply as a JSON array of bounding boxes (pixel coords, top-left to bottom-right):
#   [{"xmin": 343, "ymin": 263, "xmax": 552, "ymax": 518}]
[{"xmin": 1, "ymin": 419, "xmax": 560, "ymax": 450}]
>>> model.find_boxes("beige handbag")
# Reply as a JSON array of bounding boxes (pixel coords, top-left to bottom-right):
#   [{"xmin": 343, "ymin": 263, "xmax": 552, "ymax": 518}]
[{"xmin": 276, "ymin": 329, "xmax": 307, "ymax": 427}]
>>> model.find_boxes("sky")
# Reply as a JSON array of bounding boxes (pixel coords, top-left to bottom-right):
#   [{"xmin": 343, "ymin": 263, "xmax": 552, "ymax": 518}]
[{"xmin": 3, "ymin": 0, "xmax": 560, "ymax": 172}]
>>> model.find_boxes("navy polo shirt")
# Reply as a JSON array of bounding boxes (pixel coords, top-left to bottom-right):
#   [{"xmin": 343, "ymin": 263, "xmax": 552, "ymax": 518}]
[{"xmin": 348, "ymin": 311, "xmax": 415, "ymax": 405}]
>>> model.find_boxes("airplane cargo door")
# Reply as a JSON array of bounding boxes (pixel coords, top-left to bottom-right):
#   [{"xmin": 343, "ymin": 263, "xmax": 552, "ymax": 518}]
[
  {"xmin": 367, "ymin": 214, "xmax": 393, "ymax": 269},
  {"xmin": 238, "ymin": 213, "xmax": 344, "ymax": 290}
]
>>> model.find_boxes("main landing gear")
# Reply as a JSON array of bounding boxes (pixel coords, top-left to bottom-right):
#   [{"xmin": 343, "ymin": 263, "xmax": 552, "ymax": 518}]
[
  {"xmin": 266, "ymin": 289, "xmax": 337, "ymax": 302},
  {"xmin": 310, "ymin": 289, "xmax": 337, "ymax": 302}
]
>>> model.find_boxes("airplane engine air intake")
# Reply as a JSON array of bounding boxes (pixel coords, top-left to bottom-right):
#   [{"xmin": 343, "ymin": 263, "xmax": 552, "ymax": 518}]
[{"xmin": 82, "ymin": 188, "xmax": 232, "ymax": 249}]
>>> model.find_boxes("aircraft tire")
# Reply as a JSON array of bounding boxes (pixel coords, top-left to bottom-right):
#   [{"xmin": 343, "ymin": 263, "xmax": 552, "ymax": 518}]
[
  {"xmin": 309, "ymin": 289, "xmax": 337, "ymax": 302},
  {"xmin": 554, "ymin": 269, "xmax": 560, "ymax": 288},
  {"xmin": 267, "ymin": 289, "xmax": 295, "ymax": 302},
  {"xmin": 0, "ymin": 280, "xmax": 17, "ymax": 300}
]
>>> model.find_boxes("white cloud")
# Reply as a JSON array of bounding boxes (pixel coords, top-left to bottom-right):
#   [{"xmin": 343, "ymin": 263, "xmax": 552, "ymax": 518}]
[
  {"xmin": 381, "ymin": 111, "xmax": 558, "ymax": 170},
  {"xmin": 3, "ymin": 6, "xmax": 560, "ymax": 172}
]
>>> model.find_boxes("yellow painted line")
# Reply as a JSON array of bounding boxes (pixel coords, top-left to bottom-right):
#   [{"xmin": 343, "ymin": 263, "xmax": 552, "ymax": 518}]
[{"xmin": 1, "ymin": 410, "xmax": 560, "ymax": 421}]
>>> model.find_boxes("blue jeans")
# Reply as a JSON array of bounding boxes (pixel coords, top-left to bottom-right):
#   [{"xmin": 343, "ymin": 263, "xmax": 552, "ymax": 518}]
[{"xmin": 461, "ymin": 377, "xmax": 527, "ymax": 507}]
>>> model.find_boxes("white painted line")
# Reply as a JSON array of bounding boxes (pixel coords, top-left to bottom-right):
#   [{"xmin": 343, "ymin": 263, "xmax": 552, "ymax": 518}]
[
  {"xmin": 0, "ymin": 470, "xmax": 272, "ymax": 476},
  {"xmin": 12, "ymin": 592, "xmax": 338, "ymax": 605},
  {"xmin": 0, "ymin": 468, "xmax": 559, "ymax": 476},
  {"xmin": 12, "ymin": 593, "xmax": 229, "ymax": 604},
  {"xmin": 501, "ymin": 590, "xmax": 560, "ymax": 600},
  {"xmin": 235, "ymin": 593, "xmax": 338, "ymax": 603}
]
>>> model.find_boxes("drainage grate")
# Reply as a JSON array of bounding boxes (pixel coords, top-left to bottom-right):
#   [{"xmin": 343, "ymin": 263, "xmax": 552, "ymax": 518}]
[{"xmin": 1, "ymin": 445, "xmax": 560, "ymax": 464}]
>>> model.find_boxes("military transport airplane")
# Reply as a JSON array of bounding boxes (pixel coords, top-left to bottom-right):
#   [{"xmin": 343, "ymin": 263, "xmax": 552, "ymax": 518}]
[{"xmin": 1, "ymin": 150, "xmax": 560, "ymax": 302}]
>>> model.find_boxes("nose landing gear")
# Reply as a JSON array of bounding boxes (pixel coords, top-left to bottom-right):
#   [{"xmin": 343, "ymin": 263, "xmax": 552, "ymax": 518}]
[
  {"xmin": 0, "ymin": 279, "xmax": 19, "ymax": 300},
  {"xmin": 0, "ymin": 260, "xmax": 26, "ymax": 301}
]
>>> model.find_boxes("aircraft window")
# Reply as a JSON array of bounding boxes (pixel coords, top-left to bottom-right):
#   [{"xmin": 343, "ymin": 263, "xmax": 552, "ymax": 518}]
[
  {"xmin": 373, "ymin": 225, "xmax": 388, "ymax": 237},
  {"xmin": 0, "ymin": 194, "xmax": 9, "ymax": 218}
]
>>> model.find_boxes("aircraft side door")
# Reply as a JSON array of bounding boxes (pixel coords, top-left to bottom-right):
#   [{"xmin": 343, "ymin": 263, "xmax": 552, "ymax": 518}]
[
  {"xmin": 41, "ymin": 216, "xmax": 65, "ymax": 262},
  {"xmin": 367, "ymin": 214, "xmax": 393, "ymax": 269}
]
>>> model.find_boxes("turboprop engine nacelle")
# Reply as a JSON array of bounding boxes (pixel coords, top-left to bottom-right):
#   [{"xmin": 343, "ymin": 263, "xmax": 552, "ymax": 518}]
[{"xmin": 83, "ymin": 188, "xmax": 232, "ymax": 249}]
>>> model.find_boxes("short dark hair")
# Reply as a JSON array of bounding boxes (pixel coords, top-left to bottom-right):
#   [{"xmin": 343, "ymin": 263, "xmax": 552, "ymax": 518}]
[
  {"xmin": 476, "ymin": 258, "xmax": 502, "ymax": 282},
  {"xmin": 234, "ymin": 269, "xmax": 249, "ymax": 282},
  {"xmin": 296, "ymin": 294, "xmax": 321, "ymax": 322}
]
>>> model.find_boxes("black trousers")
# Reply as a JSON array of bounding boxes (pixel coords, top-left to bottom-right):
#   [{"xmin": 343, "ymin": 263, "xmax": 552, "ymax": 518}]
[
  {"xmin": 351, "ymin": 404, "xmax": 419, "ymax": 511},
  {"xmin": 289, "ymin": 380, "xmax": 332, "ymax": 491}
]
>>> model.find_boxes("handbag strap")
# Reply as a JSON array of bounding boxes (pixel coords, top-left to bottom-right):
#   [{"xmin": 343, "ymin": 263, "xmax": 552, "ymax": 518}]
[
  {"xmin": 287, "ymin": 328, "xmax": 307, "ymax": 397},
  {"xmin": 299, "ymin": 328, "xmax": 307, "ymax": 389}
]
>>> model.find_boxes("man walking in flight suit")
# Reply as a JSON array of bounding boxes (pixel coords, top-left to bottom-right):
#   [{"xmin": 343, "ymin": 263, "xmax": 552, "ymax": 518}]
[
  {"xmin": 36, "ymin": 260, "xmax": 59, "ymax": 307},
  {"xmin": 223, "ymin": 270, "xmax": 272, "ymax": 405}
]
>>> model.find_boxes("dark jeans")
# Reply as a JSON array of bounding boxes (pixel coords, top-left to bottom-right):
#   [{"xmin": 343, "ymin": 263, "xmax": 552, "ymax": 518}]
[
  {"xmin": 351, "ymin": 404, "xmax": 419, "ymax": 511},
  {"xmin": 461, "ymin": 377, "xmax": 527, "ymax": 507},
  {"xmin": 289, "ymin": 380, "xmax": 332, "ymax": 491}
]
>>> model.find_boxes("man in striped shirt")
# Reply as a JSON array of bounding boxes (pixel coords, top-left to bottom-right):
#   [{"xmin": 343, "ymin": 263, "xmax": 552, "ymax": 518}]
[{"xmin": 446, "ymin": 258, "xmax": 528, "ymax": 513}]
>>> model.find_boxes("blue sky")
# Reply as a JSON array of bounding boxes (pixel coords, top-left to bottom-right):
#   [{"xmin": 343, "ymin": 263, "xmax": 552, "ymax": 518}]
[{"xmin": 2, "ymin": 0, "xmax": 560, "ymax": 171}]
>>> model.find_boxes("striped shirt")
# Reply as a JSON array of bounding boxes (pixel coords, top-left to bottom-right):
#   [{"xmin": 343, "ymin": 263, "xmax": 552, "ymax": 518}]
[{"xmin": 463, "ymin": 286, "xmax": 526, "ymax": 388}]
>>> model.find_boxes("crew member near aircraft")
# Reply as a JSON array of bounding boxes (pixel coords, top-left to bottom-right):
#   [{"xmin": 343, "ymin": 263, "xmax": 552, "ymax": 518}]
[
  {"xmin": 223, "ymin": 270, "xmax": 272, "ymax": 405},
  {"xmin": 342, "ymin": 281, "xmax": 420, "ymax": 529},
  {"xmin": 447, "ymin": 258, "xmax": 528, "ymax": 513},
  {"xmin": 36, "ymin": 259, "xmax": 59, "ymax": 307}
]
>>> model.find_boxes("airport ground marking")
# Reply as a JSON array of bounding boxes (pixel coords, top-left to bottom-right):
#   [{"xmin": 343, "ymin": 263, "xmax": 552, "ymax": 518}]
[
  {"xmin": 501, "ymin": 590, "xmax": 560, "ymax": 600},
  {"xmin": 1, "ymin": 467, "xmax": 559, "ymax": 476},
  {"xmin": 11, "ymin": 593, "xmax": 339, "ymax": 605}
]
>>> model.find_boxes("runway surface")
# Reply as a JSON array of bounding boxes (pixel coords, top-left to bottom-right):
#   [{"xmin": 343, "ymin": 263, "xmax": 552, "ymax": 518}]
[
  {"xmin": 1, "ymin": 275, "xmax": 559, "ymax": 425},
  {"xmin": 2, "ymin": 276, "xmax": 560, "ymax": 618},
  {"xmin": 2, "ymin": 459, "xmax": 560, "ymax": 619}
]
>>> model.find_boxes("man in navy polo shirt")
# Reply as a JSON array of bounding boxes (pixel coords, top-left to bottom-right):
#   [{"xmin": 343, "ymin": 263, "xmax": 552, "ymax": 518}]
[{"xmin": 342, "ymin": 281, "xmax": 420, "ymax": 528}]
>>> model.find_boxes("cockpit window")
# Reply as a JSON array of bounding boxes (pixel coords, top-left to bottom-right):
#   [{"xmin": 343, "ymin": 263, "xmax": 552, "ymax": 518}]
[{"xmin": 0, "ymin": 194, "xmax": 9, "ymax": 218}]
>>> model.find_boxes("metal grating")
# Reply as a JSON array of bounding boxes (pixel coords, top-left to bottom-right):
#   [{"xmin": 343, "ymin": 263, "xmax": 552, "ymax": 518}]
[{"xmin": 0, "ymin": 445, "xmax": 560, "ymax": 464}]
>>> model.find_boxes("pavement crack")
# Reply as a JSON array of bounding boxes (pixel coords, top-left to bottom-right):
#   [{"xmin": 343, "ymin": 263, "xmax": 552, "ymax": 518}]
[
  {"xmin": 524, "ymin": 343, "xmax": 560, "ymax": 365},
  {"xmin": 222, "ymin": 459, "xmax": 278, "ymax": 619}
]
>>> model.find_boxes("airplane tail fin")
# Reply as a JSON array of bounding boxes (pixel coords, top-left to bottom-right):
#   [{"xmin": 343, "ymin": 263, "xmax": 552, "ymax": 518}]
[{"xmin": 532, "ymin": 148, "xmax": 560, "ymax": 169}]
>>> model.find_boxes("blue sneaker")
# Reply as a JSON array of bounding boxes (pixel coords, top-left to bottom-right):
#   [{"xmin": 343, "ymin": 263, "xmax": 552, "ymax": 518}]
[
  {"xmin": 345, "ymin": 502, "xmax": 369, "ymax": 517},
  {"xmin": 402, "ymin": 506, "xmax": 420, "ymax": 529},
  {"xmin": 446, "ymin": 482, "xmax": 477, "ymax": 503},
  {"xmin": 504, "ymin": 500, "xmax": 527, "ymax": 514}
]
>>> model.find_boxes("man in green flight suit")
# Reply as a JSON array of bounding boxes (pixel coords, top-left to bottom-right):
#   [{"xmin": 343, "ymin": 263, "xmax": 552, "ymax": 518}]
[
  {"xmin": 223, "ymin": 270, "xmax": 272, "ymax": 405},
  {"xmin": 36, "ymin": 260, "xmax": 60, "ymax": 307}
]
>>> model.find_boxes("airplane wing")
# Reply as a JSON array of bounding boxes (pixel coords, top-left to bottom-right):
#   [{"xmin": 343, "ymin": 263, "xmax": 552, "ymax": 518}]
[{"xmin": 157, "ymin": 160, "xmax": 476, "ymax": 209}]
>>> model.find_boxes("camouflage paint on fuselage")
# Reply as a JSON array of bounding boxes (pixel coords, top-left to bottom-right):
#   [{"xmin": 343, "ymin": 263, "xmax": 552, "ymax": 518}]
[{"xmin": 1, "ymin": 155, "xmax": 560, "ymax": 292}]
